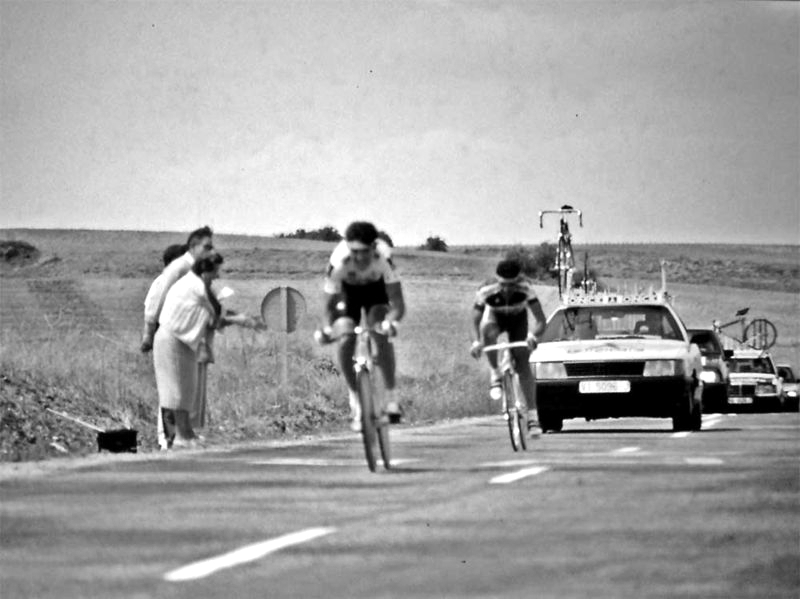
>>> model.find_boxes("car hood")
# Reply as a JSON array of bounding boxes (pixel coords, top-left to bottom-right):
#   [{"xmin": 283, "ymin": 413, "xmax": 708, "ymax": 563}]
[
  {"xmin": 531, "ymin": 339, "xmax": 691, "ymax": 362},
  {"xmin": 728, "ymin": 372, "xmax": 777, "ymax": 382}
]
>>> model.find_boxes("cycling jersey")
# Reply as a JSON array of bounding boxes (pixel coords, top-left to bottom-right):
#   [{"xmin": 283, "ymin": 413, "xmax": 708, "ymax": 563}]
[
  {"xmin": 323, "ymin": 239, "xmax": 400, "ymax": 295},
  {"xmin": 474, "ymin": 277, "xmax": 538, "ymax": 316}
]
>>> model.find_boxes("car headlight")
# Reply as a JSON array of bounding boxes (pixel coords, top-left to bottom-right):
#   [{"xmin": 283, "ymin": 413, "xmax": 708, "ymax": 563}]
[
  {"xmin": 755, "ymin": 383, "xmax": 776, "ymax": 396},
  {"xmin": 699, "ymin": 370, "xmax": 720, "ymax": 384},
  {"xmin": 643, "ymin": 360, "xmax": 681, "ymax": 377},
  {"xmin": 786, "ymin": 390, "xmax": 798, "ymax": 398},
  {"xmin": 535, "ymin": 362, "xmax": 567, "ymax": 379}
]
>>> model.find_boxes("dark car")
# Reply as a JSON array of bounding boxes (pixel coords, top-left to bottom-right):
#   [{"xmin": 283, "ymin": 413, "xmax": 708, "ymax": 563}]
[
  {"xmin": 777, "ymin": 364, "xmax": 799, "ymax": 412},
  {"xmin": 688, "ymin": 328, "xmax": 733, "ymax": 413}
]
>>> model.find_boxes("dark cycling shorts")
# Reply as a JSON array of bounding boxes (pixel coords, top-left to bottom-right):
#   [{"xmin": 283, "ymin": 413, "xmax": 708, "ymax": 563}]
[
  {"xmin": 341, "ymin": 279, "xmax": 389, "ymax": 322},
  {"xmin": 481, "ymin": 308, "xmax": 528, "ymax": 342}
]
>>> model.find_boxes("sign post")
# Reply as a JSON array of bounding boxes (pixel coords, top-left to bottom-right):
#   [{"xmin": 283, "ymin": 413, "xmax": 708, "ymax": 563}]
[{"xmin": 260, "ymin": 286, "xmax": 306, "ymax": 389}]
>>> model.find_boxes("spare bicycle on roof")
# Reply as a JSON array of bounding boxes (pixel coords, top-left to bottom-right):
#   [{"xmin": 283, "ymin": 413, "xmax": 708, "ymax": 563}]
[{"xmin": 538, "ymin": 205, "xmax": 583, "ymax": 301}]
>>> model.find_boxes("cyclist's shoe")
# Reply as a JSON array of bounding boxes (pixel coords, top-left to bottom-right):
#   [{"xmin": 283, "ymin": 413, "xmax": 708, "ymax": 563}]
[
  {"xmin": 385, "ymin": 401, "xmax": 403, "ymax": 424},
  {"xmin": 489, "ymin": 370, "xmax": 503, "ymax": 401},
  {"xmin": 527, "ymin": 410, "xmax": 542, "ymax": 438}
]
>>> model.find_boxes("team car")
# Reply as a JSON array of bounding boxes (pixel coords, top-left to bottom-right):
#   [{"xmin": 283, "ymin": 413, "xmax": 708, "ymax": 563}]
[
  {"xmin": 530, "ymin": 290, "xmax": 703, "ymax": 433},
  {"xmin": 776, "ymin": 364, "xmax": 799, "ymax": 412},
  {"xmin": 687, "ymin": 327, "xmax": 733, "ymax": 412},
  {"xmin": 726, "ymin": 349, "xmax": 782, "ymax": 412}
]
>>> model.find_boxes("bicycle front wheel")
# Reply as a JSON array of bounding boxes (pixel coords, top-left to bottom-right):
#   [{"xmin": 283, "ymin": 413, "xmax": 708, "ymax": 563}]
[
  {"xmin": 373, "ymin": 365, "xmax": 391, "ymax": 470},
  {"xmin": 357, "ymin": 369, "xmax": 379, "ymax": 472},
  {"xmin": 503, "ymin": 371, "xmax": 523, "ymax": 452}
]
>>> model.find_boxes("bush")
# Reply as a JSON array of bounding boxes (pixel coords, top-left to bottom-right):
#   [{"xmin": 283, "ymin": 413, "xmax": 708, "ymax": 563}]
[
  {"xmin": 504, "ymin": 243, "xmax": 556, "ymax": 280},
  {"xmin": 277, "ymin": 226, "xmax": 342, "ymax": 242},
  {"xmin": 419, "ymin": 235, "xmax": 448, "ymax": 252}
]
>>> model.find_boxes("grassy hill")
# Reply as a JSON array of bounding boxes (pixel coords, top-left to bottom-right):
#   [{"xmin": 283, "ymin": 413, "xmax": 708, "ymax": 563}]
[{"xmin": 1, "ymin": 229, "xmax": 798, "ymax": 464}]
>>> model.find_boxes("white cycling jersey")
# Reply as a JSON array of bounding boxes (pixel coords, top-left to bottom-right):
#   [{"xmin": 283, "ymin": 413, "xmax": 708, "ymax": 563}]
[{"xmin": 323, "ymin": 239, "xmax": 400, "ymax": 294}]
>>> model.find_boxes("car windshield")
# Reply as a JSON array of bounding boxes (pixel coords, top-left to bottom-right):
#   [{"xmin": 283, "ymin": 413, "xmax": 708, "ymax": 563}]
[
  {"xmin": 541, "ymin": 305, "xmax": 682, "ymax": 342},
  {"xmin": 729, "ymin": 358, "xmax": 775, "ymax": 374}
]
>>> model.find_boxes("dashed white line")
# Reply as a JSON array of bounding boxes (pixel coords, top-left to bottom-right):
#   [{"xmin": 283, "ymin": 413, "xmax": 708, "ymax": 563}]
[
  {"xmin": 489, "ymin": 466, "xmax": 549, "ymax": 484},
  {"xmin": 249, "ymin": 458, "xmax": 419, "ymax": 467},
  {"xmin": 612, "ymin": 446, "xmax": 641, "ymax": 454},
  {"xmin": 164, "ymin": 527, "xmax": 336, "ymax": 582}
]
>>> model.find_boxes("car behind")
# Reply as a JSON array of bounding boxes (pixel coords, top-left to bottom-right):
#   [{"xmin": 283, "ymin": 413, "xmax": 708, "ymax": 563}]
[{"xmin": 726, "ymin": 350, "xmax": 783, "ymax": 412}]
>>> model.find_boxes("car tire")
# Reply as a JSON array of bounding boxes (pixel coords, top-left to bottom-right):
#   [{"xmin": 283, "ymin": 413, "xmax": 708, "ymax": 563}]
[
  {"xmin": 672, "ymin": 384, "xmax": 694, "ymax": 432},
  {"xmin": 539, "ymin": 410, "xmax": 563, "ymax": 433}
]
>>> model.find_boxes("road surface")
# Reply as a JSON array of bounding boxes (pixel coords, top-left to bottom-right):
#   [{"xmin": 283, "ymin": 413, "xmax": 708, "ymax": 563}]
[{"xmin": 1, "ymin": 412, "xmax": 798, "ymax": 598}]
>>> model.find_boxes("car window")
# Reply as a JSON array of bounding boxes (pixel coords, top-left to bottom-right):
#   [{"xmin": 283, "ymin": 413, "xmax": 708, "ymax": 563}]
[
  {"xmin": 778, "ymin": 367, "xmax": 796, "ymax": 382},
  {"xmin": 542, "ymin": 306, "xmax": 681, "ymax": 342},
  {"xmin": 730, "ymin": 358, "xmax": 776, "ymax": 374},
  {"xmin": 689, "ymin": 331, "xmax": 721, "ymax": 355}
]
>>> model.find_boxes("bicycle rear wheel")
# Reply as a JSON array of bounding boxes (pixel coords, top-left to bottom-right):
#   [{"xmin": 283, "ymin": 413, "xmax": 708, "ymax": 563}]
[
  {"xmin": 557, "ymin": 238, "xmax": 570, "ymax": 299},
  {"xmin": 356, "ymin": 369, "xmax": 379, "ymax": 472},
  {"xmin": 503, "ymin": 371, "xmax": 523, "ymax": 451},
  {"xmin": 513, "ymin": 373, "xmax": 528, "ymax": 450}
]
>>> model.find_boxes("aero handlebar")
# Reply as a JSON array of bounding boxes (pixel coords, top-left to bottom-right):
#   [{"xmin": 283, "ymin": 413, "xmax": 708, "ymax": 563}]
[{"xmin": 538, "ymin": 208, "xmax": 583, "ymax": 228}]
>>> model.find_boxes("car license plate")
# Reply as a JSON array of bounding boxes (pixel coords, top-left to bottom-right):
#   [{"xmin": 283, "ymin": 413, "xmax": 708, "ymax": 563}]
[
  {"xmin": 729, "ymin": 397, "xmax": 753, "ymax": 404},
  {"xmin": 579, "ymin": 380, "xmax": 631, "ymax": 394}
]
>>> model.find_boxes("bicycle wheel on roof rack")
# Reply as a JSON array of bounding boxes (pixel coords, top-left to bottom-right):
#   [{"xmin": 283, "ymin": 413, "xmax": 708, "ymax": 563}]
[
  {"xmin": 742, "ymin": 318, "xmax": 777, "ymax": 350},
  {"xmin": 556, "ymin": 238, "xmax": 570, "ymax": 299}
]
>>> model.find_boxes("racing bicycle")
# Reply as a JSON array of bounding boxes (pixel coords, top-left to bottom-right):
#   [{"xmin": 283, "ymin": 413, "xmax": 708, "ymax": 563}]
[
  {"xmin": 712, "ymin": 307, "xmax": 777, "ymax": 351},
  {"xmin": 482, "ymin": 340, "xmax": 530, "ymax": 452},
  {"xmin": 538, "ymin": 205, "xmax": 583, "ymax": 300}
]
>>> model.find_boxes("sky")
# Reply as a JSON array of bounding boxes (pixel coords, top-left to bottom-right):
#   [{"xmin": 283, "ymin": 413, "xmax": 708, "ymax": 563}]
[{"xmin": 1, "ymin": 1, "xmax": 798, "ymax": 246}]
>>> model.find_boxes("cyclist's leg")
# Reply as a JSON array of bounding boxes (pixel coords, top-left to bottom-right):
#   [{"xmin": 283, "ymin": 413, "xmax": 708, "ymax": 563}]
[
  {"xmin": 336, "ymin": 287, "xmax": 363, "ymax": 429},
  {"xmin": 507, "ymin": 312, "xmax": 541, "ymax": 436},
  {"xmin": 480, "ymin": 311, "xmax": 503, "ymax": 399}
]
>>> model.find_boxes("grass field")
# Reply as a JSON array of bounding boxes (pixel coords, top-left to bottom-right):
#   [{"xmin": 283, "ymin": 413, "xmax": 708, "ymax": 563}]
[{"xmin": 1, "ymin": 229, "xmax": 798, "ymax": 462}]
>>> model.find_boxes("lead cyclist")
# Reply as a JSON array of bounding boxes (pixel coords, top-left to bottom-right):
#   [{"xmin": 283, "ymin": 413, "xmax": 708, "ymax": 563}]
[{"xmin": 314, "ymin": 221, "xmax": 406, "ymax": 432}]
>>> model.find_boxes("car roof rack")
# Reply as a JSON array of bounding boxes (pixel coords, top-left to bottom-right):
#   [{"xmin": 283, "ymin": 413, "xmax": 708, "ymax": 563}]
[{"xmin": 562, "ymin": 260, "xmax": 673, "ymax": 307}]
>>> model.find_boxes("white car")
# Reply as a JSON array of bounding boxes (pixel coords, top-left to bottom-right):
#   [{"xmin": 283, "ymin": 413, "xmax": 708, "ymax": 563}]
[
  {"xmin": 727, "ymin": 350, "xmax": 783, "ymax": 411},
  {"xmin": 530, "ymin": 291, "xmax": 704, "ymax": 432}
]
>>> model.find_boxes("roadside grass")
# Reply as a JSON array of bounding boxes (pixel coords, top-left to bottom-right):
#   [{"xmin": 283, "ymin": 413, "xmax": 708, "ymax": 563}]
[{"xmin": 1, "ymin": 229, "xmax": 798, "ymax": 462}]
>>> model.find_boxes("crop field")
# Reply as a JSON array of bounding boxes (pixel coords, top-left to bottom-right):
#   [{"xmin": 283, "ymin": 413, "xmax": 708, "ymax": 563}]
[{"xmin": 1, "ymin": 229, "xmax": 798, "ymax": 462}]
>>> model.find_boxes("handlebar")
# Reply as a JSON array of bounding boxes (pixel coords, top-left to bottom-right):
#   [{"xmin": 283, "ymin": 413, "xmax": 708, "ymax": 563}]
[
  {"xmin": 538, "ymin": 208, "xmax": 583, "ymax": 228},
  {"xmin": 482, "ymin": 341, "xmax": 529, "ymax": 353}
]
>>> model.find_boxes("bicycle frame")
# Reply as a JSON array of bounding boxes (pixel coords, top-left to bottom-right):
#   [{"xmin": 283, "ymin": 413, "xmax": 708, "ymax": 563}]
[
  {"xmin": 482, "ymin": 340, "xmax": 529, "ymax": 451},
  {"xmin": 538, "ymin": 207, "xmax": 583, "ymax": 301}
]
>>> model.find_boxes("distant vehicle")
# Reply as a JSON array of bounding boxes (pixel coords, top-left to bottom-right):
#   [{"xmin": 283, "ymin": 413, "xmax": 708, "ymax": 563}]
[
  {"xmin": 776, "ymin": 364, "xmax": 799, "ymax": 412},
  {"xmin": 726, "ymin": 350, "xmax": 783, "ymax": 412},
  {"xmin": 530, "ymin": 291, "xmax": 703, "ymax": 433},
  {"xmin": 687, "ymin": 327, "xmax": 733, "ymax": 412}
]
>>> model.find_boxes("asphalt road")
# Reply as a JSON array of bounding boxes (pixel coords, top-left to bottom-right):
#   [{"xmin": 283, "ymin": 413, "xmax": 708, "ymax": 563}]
[{"xmin": 1, "ymin": 412, "xmax": 798, "ymax": 599}]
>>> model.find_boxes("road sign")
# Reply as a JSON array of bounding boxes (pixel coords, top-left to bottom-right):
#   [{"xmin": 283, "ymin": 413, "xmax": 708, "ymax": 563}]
[{"xmin": 260, "ymin": 286, "xmax": 306, "ymax": 388}]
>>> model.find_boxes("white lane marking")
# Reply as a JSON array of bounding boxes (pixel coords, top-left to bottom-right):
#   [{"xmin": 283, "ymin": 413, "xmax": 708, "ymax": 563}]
[
  {"xmin": 685, "ymin": 457, "xmax": 724, "ymax": 466},
  {"xmin": 489, "ymin": 466, "xmax": 549, "ymax": 484},
  {"xmin": 612, "ymin": 446, "xmax": 641, "ymax": 454},
  {"xmin": 703, "ymin": 414, "xmax": 724, "ymax": 428},
  {"xmin": 671, "ymin": 431, "xmax": 691, "ymax": 438},
  {"xmin": 249, "ymin": 458, "xmax": 419, "ymax": 467},
  {"xmin": 479, "ymin": 459, "xmax": 540, "ymax": 468},
  {"xmin": 164, "ymin": 527, "xmax": 336, "ymax": 582}
]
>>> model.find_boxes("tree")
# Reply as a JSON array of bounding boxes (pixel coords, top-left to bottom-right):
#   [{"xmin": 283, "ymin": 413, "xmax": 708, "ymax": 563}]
[
  {"xmin": 419, "ymin": 235, "xmax": 448, "ymax": 252},
  {"xmin": 277, "ymin": 226, "xmax": 342, "ymax": 242}
]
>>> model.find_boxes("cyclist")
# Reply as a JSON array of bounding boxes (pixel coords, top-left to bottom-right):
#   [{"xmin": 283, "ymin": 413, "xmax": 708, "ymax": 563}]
[
  {"xmin": 314, "ymin": 221, "xmax": 406, "ymax": 432},
  {"xmin": 470, "ymin": 258, "xmax": 547, "ymax": 436}
]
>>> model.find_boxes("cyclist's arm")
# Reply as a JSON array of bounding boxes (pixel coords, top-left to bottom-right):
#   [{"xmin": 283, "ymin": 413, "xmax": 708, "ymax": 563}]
[
  {"xmin": 385, "ymin": 281, "xmax": 405, "ymax": 323},
  {"xmin": 471, "ymin": 304, "xmax": 484, "ymax": 341},
  {"xmin": 322, "ymin": 291, "xmax": 342, "ymax": 326},
  {"xmin": 527, "ymin": 298, "xmax": 546, "ymax": 338}
]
